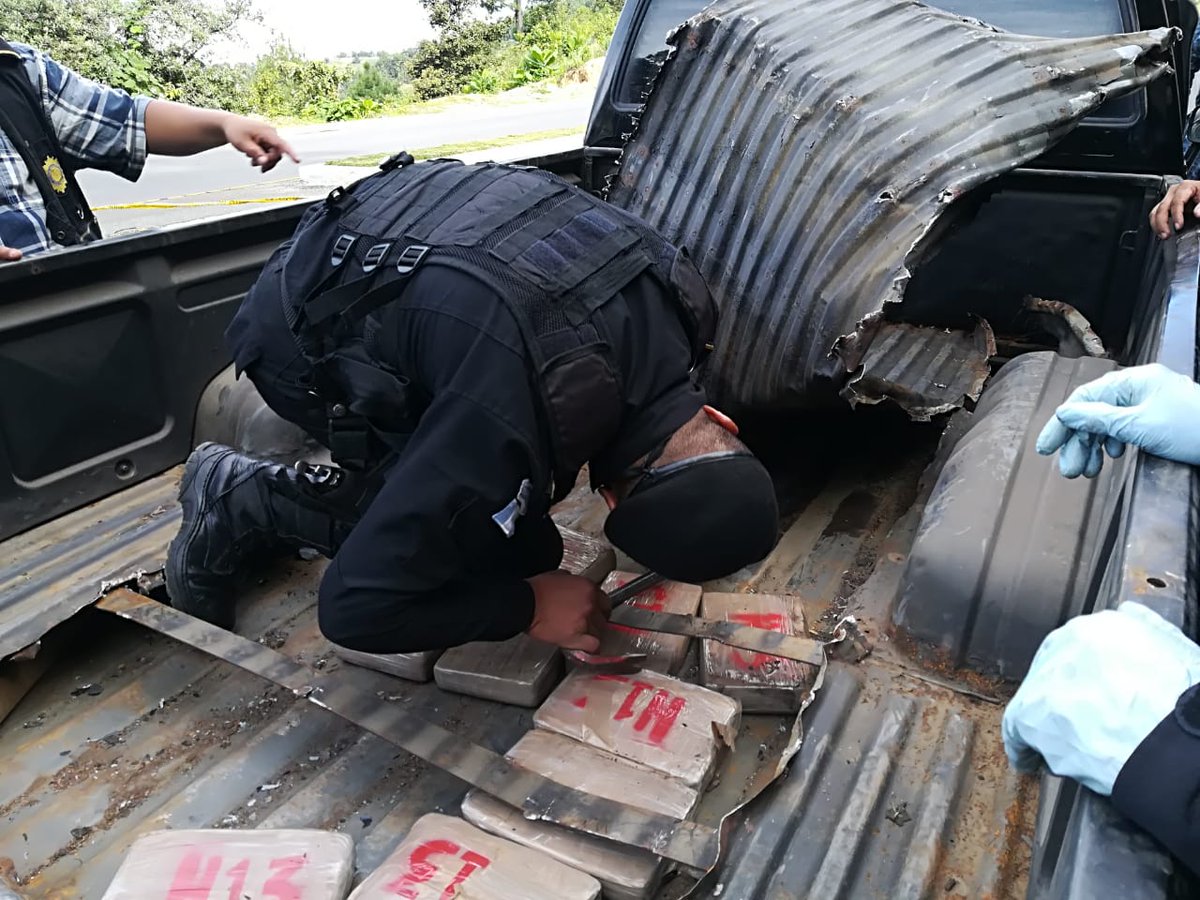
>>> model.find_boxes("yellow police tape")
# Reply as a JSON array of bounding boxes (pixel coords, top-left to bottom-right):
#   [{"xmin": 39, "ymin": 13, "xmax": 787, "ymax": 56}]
[{"xmin": 92, "ymin": 197, "xmax": 305, "ymax": 211}]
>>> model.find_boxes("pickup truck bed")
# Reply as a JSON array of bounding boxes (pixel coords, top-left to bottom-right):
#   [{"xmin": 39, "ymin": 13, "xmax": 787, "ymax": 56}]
[{"xmin": 0, "ymin": 405, "xmax": 1033, "ymax": 899}]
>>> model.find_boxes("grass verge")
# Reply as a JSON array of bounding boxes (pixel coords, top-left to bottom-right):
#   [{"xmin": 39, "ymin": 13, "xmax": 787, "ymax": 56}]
[{"xmin": 327, "ymin": 126, "xmax": 584, "ymax": 166}]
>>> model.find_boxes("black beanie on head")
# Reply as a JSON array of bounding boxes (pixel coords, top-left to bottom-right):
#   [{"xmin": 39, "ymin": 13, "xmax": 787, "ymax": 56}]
[{"xmin": 603, "ymin": 451, "xmax": 779, "ymax": 583}]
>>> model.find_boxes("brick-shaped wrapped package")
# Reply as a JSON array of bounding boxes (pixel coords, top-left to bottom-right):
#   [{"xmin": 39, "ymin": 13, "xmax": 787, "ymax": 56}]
[
  {"xmin": 101, "ymin": 829, "xmax": 354, "ymax": 900},
  {"xmin": 348, "ymin": 813, "xmax": 601, "ymax": 899},
  {"xmin": 334, "ymin": 646, "xmax": 443, "ymax": 682},
  {"xmin": 582, "ymin": 572, "xmax": 701, "ymax": 674},
  {"xmin": 508, "ymin": 729, "xmax": 698, "ymax": 818},
  {"xmin": 560, "ymin": 528, "xmax": 617, "ymax": 584},
  {"xmin": 461, "ymin": 791, "xmax": 665, "ymax": 900},
  {"xmin": 700, "ymin": 592, "xmax": 821, "ymax": 713},
  {"xmin": 534, "ymin": 669, "xmax": 740, "ymax": 789},
  {"xmin": 434, "ymin": 634, "xmax": 562, "ymax": 707},
  {"xmin": 433, "ymin": 529, "xmax": 614, "ymax": 706}
]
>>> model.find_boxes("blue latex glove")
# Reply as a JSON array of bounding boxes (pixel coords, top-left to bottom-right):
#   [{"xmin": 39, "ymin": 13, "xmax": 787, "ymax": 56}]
[
  {"xmin": 1037, "ymin": 363, "xmax": 1200, "ymax": 478},
  {"xmin": 1003, "ymin": 602, "xmax": 1200, "ymax": 795}
]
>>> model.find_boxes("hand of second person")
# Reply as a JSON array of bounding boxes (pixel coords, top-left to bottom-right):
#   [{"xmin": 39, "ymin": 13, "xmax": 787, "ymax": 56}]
[
  {"xmin": 1150, "ymin": 179, "xmax": 1200, "ymax": 238},
  {"xmin": 526, "ymin": 571, "xmax": 611, "ymax": 652},
  {"xmin": 1003, "ymin": 602, "xmax": 1200, "ymax": 794},
  {"xmin": 222, "ymin": 115, "xmax": 300, "ymax": 173},
  {"xmin": 0, "ymin": 246, "xmax": 22, "ymax": 263},
  {"xmin": 1036, "ymin": 363, "xmax": 1200, "ymax": 478}
]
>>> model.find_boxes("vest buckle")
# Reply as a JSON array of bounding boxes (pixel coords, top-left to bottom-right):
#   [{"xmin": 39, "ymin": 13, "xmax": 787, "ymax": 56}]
[
  {"xmin": 379, "ymin": 150, "xmax": 415, "ymax": 172},
  {"xmin": 362, "ymin": 242, "xmax": 391, "ymax": 273},
  {"xmin": 330, "ymin": 234, "xmax": 357, "ymax": 267},
  {"xmin": 396, "ymin": 244, "xmax": 430, "ymax": 276}
]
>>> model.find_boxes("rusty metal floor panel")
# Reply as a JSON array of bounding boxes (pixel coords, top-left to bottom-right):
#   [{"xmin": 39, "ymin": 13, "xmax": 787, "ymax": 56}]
[
  {"xmin": 0, "ymin": 412, "xmax": 1033, "ymax": 899},
  {"xmin": 0, "ymin": 469, "xmax": 182, "ymax": 661}
]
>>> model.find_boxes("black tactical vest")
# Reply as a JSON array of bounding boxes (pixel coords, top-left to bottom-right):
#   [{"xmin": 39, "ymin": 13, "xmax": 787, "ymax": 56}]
[
  {"xmin": 282, "ymin": 156, "xmax": 717, "ymax": 501},
  {"xmin": 0, "ymin": 39, "xmax": 101, "ymax": 248}
]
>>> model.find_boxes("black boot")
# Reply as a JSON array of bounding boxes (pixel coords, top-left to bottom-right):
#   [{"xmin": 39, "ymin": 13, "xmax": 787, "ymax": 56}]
[{"xmin": 165, "ymin": 442, "xmax": 362, "ymax": 629}]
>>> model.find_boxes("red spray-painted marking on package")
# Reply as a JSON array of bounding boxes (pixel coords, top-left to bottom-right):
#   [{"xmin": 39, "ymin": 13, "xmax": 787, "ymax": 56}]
[
  {"xmin": 263, "ymin": 856, "xmax": 306, "ymax": 900},
  {"xmin": 596, "ymin": 674, "xmax": 688, "ymax": 746},
  {"xmin": 384, "ymin": 838, "xmax": 492, "ymax": 898},
  {"xmin": 166, "ymin": 849, "xmax": 307, "ymax": 900},
  {"xmin": 167, "ymin": 849, "xmax": 222, "ymax": 899},
  {"xmin": 728, "ymin": 612, "xmax": 790, "ymax": 670},
  {"xmin": 226, "ymin": 859, "xmax": 250, "ymax": 900}
]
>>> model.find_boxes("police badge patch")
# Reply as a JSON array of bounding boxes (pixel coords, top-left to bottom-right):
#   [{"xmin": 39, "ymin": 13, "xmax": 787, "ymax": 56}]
[
  {"xmin": 492, "ymin": 478, "xmax": 532, "ymax": 538},
  {"xmin": 42, "ymin": 156, "xmax": 67, "ymax": 193}
]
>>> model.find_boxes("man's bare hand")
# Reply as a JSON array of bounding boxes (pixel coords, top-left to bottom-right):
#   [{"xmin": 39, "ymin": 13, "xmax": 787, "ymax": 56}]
[
  {"xmin": 1150, "ymin": 180, "xmax": 1200, "ymax": 239},
  {"xmin": 222, "ymin": 116, "xmax": 300, "ymax": 173},
  {"xmin": 0, "ymin": 246, "xmax": 22, "ymax": 263},
  {"xmin": 526, "ymin": 571, "xmax": 611, "ymax": 652}
]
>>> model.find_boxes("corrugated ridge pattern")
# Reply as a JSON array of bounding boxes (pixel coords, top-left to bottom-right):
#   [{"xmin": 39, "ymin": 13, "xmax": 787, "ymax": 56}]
[
  {"xmin": 0, "ymin": 566, "xmax": 536, "ymax": 898},
  {"xmin": 0, "ymin": 469, "xmax": 180, "ymax": 659},
  {"xmin": 607, "ymin": 0, "xmax": 1175, "ymax": 409},
  {"xmin": 0, "ymin": 417, "xmax": 1031, "ymax": 898},
  {"xmin": 843, "ymin": 322, "xmax": 994, "ymax": 419},
  {"xmin": 699, "ymin": 667, "xmax": 1024, "ymax": 899}
]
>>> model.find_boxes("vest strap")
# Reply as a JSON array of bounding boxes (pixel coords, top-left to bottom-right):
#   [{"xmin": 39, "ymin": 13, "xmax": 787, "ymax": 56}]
[{"xmin": 0, "ymin": 40, "xmax": 100, "ymax": 247}]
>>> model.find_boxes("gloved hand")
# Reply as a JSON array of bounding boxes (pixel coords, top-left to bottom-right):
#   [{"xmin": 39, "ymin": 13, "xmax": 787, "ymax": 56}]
[
  {"xmin": 1002, "ymin": 602, "xmax": 1200, "ymax": 795},
  {"xmin": 1036, "ymin": 363, "xmax": 1200, "ymax": 478}
]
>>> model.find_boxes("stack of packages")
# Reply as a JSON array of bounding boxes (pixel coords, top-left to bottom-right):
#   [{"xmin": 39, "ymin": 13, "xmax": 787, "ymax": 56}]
[{"xmin": 103, "ymin": 533, "xmax": 821, "ymax": 899}]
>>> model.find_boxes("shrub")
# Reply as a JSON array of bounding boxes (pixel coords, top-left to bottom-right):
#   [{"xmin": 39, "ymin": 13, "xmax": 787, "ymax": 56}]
[{"xmin": 302, "ymin": 96, "xmax": 380, "ymax": 122}]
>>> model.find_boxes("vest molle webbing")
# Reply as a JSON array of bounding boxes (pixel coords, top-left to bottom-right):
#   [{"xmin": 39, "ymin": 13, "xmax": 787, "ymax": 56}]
[{"xmin": 283, "ymin": 159, "xmax": 716, "ymax": 502}]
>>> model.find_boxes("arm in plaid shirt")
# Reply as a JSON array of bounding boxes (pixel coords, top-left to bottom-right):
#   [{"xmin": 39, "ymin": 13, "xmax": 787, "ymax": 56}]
[{"xmin": 0, "ymin": 41, "xmax": 148, "ymax": 257}]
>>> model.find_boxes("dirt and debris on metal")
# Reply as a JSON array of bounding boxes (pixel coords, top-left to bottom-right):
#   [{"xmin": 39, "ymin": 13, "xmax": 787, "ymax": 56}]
[
  {"xmin": 0, "ymin": 467, "xmax": 181, "ymax": 662},
  {"xmin": 0, "ymin": 410, "xmax": 1036, "ymax": 898},
  {"xmin": 606, "ymin": 0, "xmax": 1175, "ymax": 414}
]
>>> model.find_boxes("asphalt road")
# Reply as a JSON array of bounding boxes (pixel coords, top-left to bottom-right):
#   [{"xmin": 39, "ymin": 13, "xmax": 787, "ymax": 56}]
[{"xmin": 77, "ymin": 93, "xmax": 593, "ymax": 207}]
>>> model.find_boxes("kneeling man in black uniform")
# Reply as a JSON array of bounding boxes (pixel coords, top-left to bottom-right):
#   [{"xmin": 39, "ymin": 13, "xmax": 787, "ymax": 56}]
[{"xmin": 166, "ymin": 157, "xmax": 779, "ymax": 655}]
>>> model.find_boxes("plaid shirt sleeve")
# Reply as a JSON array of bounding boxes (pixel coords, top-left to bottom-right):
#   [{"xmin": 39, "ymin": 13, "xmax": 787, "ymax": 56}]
[{"xmin": 16, "ymin": 42, "xmax": 149, "ymax": 181}]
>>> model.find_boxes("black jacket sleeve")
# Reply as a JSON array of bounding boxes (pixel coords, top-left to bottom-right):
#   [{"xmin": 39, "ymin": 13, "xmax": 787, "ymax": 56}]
[
  {"xmin": 1110, "ymin": 683, "xmax": 1200, "ymax": 876},
  {"xmin": 316, "ymin": 269, "xmax": 562, "ymax": 653}
]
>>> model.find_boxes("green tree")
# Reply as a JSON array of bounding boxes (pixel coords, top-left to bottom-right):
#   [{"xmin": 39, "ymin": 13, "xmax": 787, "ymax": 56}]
[
  {"xmin": 246, "ymin": 42, "xmax": 347, "ymax": 118},
  {"xmin": 0, "ymin": 0, "xmax": 258, "ymax": 105},
  {"xmin": 408, "ymin": 18, "xmax": 507, "ymax": 99},
  {"xmin": 347, "ymin": 61, "xmax": 398, "ymax": 102},
  {"xmin": 374, "ymin": 49, "xmax": 416, "ymax": 82}
]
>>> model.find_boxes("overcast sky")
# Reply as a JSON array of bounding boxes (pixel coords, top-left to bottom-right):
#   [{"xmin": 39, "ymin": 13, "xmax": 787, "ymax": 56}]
[{"xmin": 212, "ymin": 0, "xmax": 437, "ymax": 62}]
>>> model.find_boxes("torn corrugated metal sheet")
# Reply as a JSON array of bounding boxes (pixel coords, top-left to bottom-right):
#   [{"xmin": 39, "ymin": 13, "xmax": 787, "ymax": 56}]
[
  {"xmin": 0, "ymin": 468, "xmax": 180, "ymax": 661},
  {"xmin": 840, "ymin": 320, "xmax": 996, "ymax": 420},
  {"xmin": 606, "ymin": 0, "xmax": 1176, "ymax": 412}
]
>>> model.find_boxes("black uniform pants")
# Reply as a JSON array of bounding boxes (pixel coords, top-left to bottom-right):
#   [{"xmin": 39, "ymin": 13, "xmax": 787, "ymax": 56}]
[{"xmin": 224, "ymin": 257, "xmax": 564, "ymax": 647}]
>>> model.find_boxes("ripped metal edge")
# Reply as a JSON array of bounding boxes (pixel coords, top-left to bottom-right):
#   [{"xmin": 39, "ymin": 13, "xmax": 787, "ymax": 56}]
[{"xmin": 837, "ymin": 319, "xmax": 997, "ymax": 421}]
